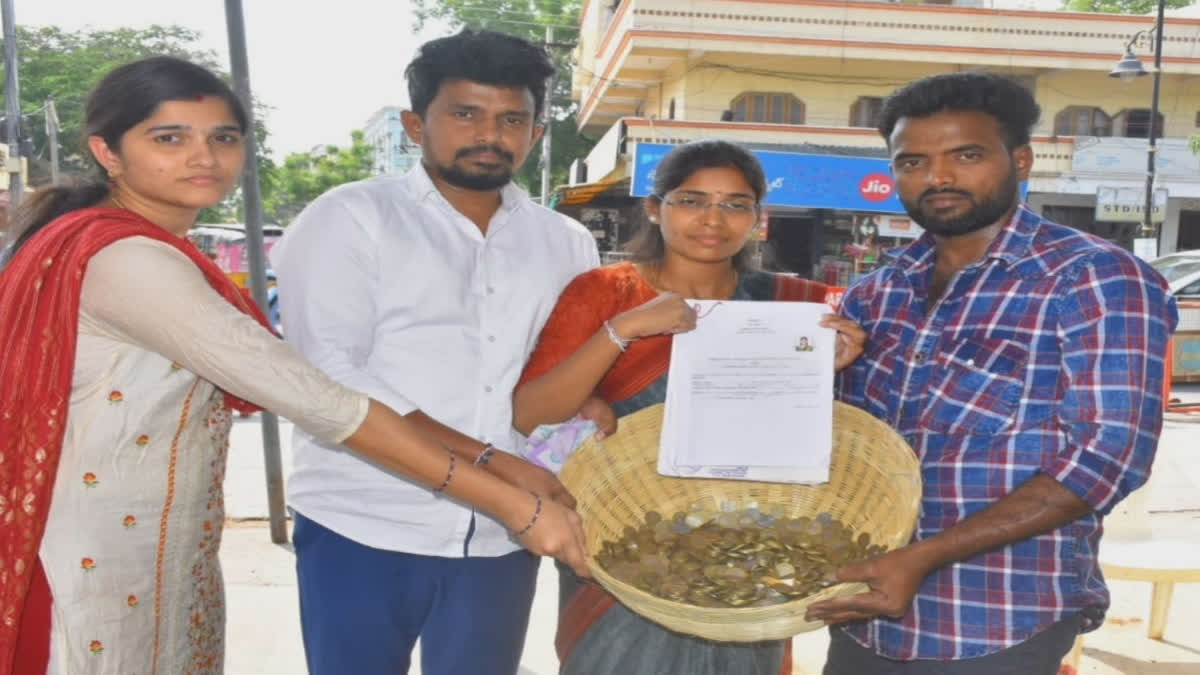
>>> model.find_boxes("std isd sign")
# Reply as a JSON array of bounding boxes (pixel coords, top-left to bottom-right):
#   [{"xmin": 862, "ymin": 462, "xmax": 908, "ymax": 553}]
[{"xmin": 631, "ymin": 142, "xmax": 905, "ymax": 214}]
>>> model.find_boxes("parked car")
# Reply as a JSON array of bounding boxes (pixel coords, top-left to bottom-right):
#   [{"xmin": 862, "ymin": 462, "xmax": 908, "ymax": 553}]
[
  {"xmin": 266, "ymin": 273, "xmax": 281, "ymax": 336},
  {"xmin": 1171, "ymin": 267, "xmax": 1200, "ymax": 302},
  {"xmin": 1169, "ymin": 267, "xmax": 1200, "ymax": 335},
  {"xmin": 1151, "ymin": 250, "xmax": 1200, "ymax": 283}
]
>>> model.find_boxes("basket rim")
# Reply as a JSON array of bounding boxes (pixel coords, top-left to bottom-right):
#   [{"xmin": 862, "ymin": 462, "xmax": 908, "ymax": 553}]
[{"xmin": 560, "ymin": 401, "xmax": 923, "ymax": 640}]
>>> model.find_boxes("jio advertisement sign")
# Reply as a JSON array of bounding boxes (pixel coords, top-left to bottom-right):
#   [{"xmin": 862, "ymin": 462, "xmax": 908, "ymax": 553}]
[{"xmin": 631, "ymin": 142, "xmax": 902, "ymax": 213}]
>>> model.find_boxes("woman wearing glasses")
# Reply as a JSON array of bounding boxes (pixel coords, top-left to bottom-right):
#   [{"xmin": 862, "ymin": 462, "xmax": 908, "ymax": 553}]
[{"xmin": 512, "ymin": 139, "xmax": 866, "ymax": 674}]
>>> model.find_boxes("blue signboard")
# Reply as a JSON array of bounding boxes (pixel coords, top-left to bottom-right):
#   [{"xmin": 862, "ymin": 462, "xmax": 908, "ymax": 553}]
[{"xmin": 632, "ymin": 142, "xmax": 905, "ymax": 213}]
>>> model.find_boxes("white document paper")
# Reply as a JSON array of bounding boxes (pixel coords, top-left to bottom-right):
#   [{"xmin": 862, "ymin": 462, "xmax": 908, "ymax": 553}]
[{"xmin": 658, "ymin": 300, "xmax": 834, "ymax": 484}]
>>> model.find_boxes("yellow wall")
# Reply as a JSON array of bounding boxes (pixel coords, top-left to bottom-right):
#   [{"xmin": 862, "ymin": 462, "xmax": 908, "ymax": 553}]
[
  {"xmin": 673, "ymin": 55, "xmax": 941, "ymax": 128},
  {"xmin": 1034, "ymin": 70, "xmax": 1199, "ymax": 139},
  {"xmin": 656, "ymin": 53, "xmax": 1198, "ymax": 140}
]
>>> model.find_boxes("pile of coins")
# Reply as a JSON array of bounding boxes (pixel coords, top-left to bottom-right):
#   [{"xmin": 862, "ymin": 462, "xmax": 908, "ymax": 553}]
[{"xmin": 594, "ymin": 506, "xmax": 885, "ymax": 608}]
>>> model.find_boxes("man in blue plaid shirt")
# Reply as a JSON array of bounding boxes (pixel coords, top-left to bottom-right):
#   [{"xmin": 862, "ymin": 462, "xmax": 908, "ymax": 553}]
[{"xmin": 807, "ymin": 72, "xmax": 1178, "ymax": 674}]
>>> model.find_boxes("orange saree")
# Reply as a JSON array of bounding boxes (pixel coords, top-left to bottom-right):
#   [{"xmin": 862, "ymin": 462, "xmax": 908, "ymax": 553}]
[{"xmin": 520, "ymin": 262, "xmax": 831, "ymax": 675}]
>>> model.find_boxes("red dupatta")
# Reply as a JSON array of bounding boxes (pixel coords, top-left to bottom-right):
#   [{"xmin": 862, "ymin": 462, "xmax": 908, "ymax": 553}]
[{"xmin": 0, "ymin": 207, "xmax": 271, "ymax": 673}]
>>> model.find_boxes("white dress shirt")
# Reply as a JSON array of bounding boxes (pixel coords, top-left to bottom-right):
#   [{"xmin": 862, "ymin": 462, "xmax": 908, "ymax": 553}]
[{"xmin": 270, "ymin": 165, "xmax": 599, "ymax": 557}]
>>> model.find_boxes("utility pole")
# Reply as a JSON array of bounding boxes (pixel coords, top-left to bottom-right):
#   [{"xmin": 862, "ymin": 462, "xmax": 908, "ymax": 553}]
[
  {"xmin": 540, "ymin": 25, "xmax": 553, "ymax": 205},
  {"xmin": 2, "ymin": 0, "xmax": 22, "ymax": 205},
  {"xmin": 1142, "ymin": 0, "xmax": 1166, "ymax": 256},
  {"xmin": 224, "ymin": 0, "xmax": 288, "ymax": 544},
  {"xmin": 46, "ymin": 98, "xmax": 60, "ymax": 184}
]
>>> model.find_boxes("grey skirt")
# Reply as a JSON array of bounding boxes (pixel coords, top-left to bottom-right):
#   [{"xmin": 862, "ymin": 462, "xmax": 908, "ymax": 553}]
[{"xmin": 557, "ymin": 562, "xmax": 786, "ymax": 675}]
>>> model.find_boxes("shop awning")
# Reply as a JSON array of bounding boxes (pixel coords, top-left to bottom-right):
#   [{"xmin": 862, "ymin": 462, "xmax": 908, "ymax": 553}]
[{"xmin": 550, "ymin": 178, "xmax": 632, "ymax": 209}]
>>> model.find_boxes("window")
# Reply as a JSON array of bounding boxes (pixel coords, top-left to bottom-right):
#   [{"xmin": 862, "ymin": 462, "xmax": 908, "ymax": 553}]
[
  {"xmin": 1054, "ymin": 106, "xmax": 1110, "ymax": 137},
  {"xmin": 1112, "ymin": 109, "xmax": 1164, "ymax": 138},
  {"xmin": 1176, "ymin": 276, "xmax": 1200, "ymax": 301},
  {"xmin": 668, "ymin": 98, "xmax": 676, "ymax": 121},
  {"xmin": 729, "ymin": 92, "xmax": 805, "ymax": 124},
  {"xmin": 850, "ymin": 97, "xmax": 884, "ymax": 128}
]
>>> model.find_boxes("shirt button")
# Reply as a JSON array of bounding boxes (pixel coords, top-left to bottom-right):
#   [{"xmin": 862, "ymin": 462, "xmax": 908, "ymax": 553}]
[
  {"xmin": 914, "ymin": 352, "xmax": 927, "ymax": 364},
  {"xmin": 487, "ymin": 335, "xmax": 496, "ymax": 343},
  {"xmin": 486, "ymin": 286, "xmax": 495, "ymax": 295},
  {"xmin": 484, "ymin": 385, "xmax": 494, "ymax": 393}
]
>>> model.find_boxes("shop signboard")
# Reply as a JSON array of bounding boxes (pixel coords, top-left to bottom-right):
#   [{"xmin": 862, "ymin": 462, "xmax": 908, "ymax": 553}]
[
  {"xmin": 877, "ymin": 215, "xmax": 921, "ymax": 239},
  {"xmin": 1094, "ymin": 186, "xmax": 1167, "ymax": 224},
  {"xmin": 632, "ymin": 143, "xmax": 1028, "ymax": 214},
  {"xmin": 631, "ymin": 143, "xmax": 905, "ymax": 213}
]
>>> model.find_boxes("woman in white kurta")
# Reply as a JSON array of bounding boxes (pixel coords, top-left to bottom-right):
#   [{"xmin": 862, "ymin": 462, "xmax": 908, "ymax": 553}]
[
  {"xmin": 0, "ymin": 56, "xmax": 589, "ymax": 675},
  {"xmin": 41, "ymin": 236, "xmax": 368, "ymax": 673}
]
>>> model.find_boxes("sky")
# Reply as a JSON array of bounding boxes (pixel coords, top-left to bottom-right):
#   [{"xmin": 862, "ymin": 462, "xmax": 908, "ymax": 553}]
[
  {"xmin": 19, "ymin": 0, "xmax": 452, "ymax": 157},
  {"xmin": 20, "ymin": 0, "xmax": 1082, "ymax": 158}
]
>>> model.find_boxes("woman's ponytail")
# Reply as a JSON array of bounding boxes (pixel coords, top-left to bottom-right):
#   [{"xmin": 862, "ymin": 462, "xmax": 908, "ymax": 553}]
[{"xmin": 0, "ymin": 181, "xmax": 110, "ymax": 268}]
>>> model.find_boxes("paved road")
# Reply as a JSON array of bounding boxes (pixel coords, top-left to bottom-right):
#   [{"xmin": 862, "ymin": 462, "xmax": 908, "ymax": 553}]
[{"xmin": 221, "ymin": 386, "xmax": 1200, "ymax": 674}]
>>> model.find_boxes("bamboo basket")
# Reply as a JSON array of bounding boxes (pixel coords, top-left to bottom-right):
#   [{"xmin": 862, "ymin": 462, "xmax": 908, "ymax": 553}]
[{"xmin": 558, "ymin": 401, "xmax": 921, "ymax": 642}]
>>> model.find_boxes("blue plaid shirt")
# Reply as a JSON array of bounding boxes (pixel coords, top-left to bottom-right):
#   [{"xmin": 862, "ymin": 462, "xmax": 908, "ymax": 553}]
[{"xmin": 836, "ymin": 206, "xmax": 1178, "ymax": 660}]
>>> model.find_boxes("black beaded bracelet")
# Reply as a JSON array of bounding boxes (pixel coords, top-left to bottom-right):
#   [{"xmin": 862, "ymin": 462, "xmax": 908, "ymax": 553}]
[
  {"xmin": 474, "ymin": 444, "xmax": 497, "ymax": 467},
  {"xmin": 433, "ymin": 447, "xmax": 456, "ymax": 493},
  {"xmin": 513, "ymin": 492, "xmax": 542, "ymax": 537}
]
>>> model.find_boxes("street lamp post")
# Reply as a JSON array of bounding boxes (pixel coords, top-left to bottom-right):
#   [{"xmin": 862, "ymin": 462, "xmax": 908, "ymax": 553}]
[{"xmin": 1109, "ymin": 0, "xmax": 1166, "ymax": 258}]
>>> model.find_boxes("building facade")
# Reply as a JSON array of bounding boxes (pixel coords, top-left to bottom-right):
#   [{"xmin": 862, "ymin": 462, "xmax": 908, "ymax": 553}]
[
  {"xmin": 563, "ymin": 0, "xmax": 1200, "ymax": 282},
  {"xmin": 364, "ymin": 105, "xmax": 421, "ymax": 176}
]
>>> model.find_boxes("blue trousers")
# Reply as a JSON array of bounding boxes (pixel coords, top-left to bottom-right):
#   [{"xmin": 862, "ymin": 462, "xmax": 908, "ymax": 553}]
[
  {"xmin": 293, "ymin": 511, "xmax": 540, "ymax": 675},
  {"xmin": 823, "ymin": 614, "xmax": 1081, "ymax": 675}
]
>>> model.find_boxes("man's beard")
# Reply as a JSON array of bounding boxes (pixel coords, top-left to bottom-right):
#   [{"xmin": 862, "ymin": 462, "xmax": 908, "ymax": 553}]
[
  {"xmin": 433, "ymin": 144, "xmax": 516, "ymax": 191},
  {"xmin": 902, "ymin": 169, "xmax": 1018, "ymax": 238}
]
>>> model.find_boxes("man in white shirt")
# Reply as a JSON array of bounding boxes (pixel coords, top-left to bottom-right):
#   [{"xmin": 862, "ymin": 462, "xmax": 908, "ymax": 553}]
[{"xmin": 270, "ymin": 29, "xmax": 600, "ymax": 675}]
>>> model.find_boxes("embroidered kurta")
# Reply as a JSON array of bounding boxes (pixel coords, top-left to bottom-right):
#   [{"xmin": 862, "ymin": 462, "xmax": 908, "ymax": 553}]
[{"xmin": 38, "ymin": 236, "xmax": 367, "ymax": 674}]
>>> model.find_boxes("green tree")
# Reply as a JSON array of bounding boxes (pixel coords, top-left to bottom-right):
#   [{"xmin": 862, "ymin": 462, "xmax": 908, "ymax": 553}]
[
  {"xmin": 262, "ymin": 130, "xmax": 373, "ymax": 224},
  {"xmin": 1062, "ymin": 0, "xmax": 1193, "ymax": 14},
  {"xmin": 410, "ymin": 0, "xmax": 595, "ymax": 199},
  {"xmin": 2, "ymin": 24, "xmax": 277, "ymax": 223},
  {"xmin": 2, "ymin": 25, "xmax": 222, "ymax": 181}
]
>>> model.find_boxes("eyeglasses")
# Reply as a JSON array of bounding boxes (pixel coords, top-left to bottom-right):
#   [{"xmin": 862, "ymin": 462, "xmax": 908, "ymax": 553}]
[{"xmin": 660, "ymin": 192, "xmax": 760, "ymax": 220}]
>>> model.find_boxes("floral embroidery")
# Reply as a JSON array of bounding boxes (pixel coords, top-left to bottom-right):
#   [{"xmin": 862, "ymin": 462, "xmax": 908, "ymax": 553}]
[
  {"xmin": 107, "ymin": 391, "xmax": 123, "ymax": 403},
  {"xmin": 89, "ymin": 640, "xmax": 103, "ymax": 654},
  {"xmin": 184, "ymin": 396, "xmax": 232, "ymax": 671},
  {"xmin": 83, "ymin": 472, "xmax": 98, "ymax": 487},
  {"xmin": 128, "ymin": 594, "xmax": 139, "ymax": 608},
  {"xmin": 81, "ymin": 558, "xmax": 95, "ymax": 571},
  {"xmin": 123, "ymin": 515, "xmax": 137, "ymax": 529},
  {"xmin": 136, "ymin": 434, "xmax": 151, "ymax": 447}
]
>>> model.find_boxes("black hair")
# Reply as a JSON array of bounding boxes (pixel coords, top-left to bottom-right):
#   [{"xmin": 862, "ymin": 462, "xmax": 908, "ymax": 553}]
[
  {"xmin": 2, "ymin": 56, "xmax": 248, "ymax": 264},
  {"xmin": 876, "ymin": 72, "xmax": 1041, "ymax": 150},
  {"xmin": 405, "ymin": 28, "xmax": 555, "ymax": 119},
  {"xmin": 625, "ymin": 139, "xmax": 768, "ymax": 271}
]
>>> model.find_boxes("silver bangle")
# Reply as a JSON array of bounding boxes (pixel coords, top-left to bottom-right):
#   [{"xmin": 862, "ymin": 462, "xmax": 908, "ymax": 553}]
[{"xmin": 603, "ymin": 320, "xmax": 631, "ymax": 352}]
